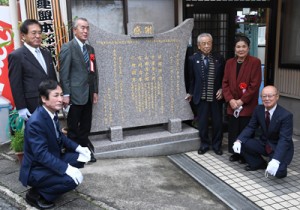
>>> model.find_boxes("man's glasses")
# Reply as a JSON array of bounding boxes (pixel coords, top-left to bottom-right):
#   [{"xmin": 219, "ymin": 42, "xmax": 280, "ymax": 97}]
[
  {"xmin": 261, "ymin": 94, "xmax": 277, "ymax": 99},
  {"xmin": 199, "ymin": 41, "xmax": 212, "ymax": 46}
]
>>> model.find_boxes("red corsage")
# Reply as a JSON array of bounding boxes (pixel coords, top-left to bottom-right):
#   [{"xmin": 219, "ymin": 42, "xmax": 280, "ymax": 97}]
[
  {"xmin": 239, "ymin": 82, "xmax": 247, "ymax": 94},
  {"xmin": 90, "ymin": 54, "xmax": 95, "ymax": 72}
]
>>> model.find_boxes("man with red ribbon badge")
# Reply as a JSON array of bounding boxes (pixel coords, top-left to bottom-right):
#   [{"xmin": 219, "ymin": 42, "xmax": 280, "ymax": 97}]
[{"xmin": 59, "ymin": 17, "xmax": 99, "ymax": 163}]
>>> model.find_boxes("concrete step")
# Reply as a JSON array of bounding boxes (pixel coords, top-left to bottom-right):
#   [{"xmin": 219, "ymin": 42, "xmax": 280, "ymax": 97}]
[{"xmin": 89, "ymin": 123, "xmax": 200, "ymax": 158}]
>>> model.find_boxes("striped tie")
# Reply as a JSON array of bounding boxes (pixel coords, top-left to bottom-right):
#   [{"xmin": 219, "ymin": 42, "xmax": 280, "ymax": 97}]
[{"xmin": 82, "ymin": 44, "xmax": 89, "ymax": 71}]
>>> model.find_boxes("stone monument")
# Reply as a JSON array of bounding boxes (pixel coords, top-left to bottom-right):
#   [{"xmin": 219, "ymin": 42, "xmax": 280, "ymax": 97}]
[{"xmin": 88, "ymin": 19, "xmax": 200, "ymax": 157}]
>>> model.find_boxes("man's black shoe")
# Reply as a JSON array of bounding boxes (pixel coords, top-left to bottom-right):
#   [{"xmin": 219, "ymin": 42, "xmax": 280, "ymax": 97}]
[
  {"xmin": 245, "ymin": 162, "xmax": 267, "ymax": 171},
  {"xmin": 229, "ymin": 154, "xmax": 240, "ymax": 162},
  {"xmin": 214, "ymin": 150, "xmax": 223, "ymax": 155},
  {"xmin": 245, "ymin": 165, "xmax": 253, "ymax": 171},
  {"xmin": 26, "ymin": 188, "xmax": 54, "ymax": 209},
  {"xmin": 89, "ymin": 153, "xmax": 97, "ymax": 163},
  {"xmin": 198, "ymin": 147, "xmax": 209, "ymax": 155},
  {"xmin": 238, "ymin": 156, "xmax": 246, "ymax": 164}
]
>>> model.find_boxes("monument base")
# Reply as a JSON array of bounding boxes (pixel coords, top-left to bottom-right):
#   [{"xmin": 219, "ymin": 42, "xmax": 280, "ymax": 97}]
[{"xmin": 90, "ymin": 123, "xmax": 199, "ymax": 159}]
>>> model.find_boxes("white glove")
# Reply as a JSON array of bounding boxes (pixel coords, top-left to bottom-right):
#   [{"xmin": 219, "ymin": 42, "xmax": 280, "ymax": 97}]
[
  {"xmin": 233, "ymin": 106, "xmax": 243, "ymax": 118},
  {"xmin": 18, "ymin": 108, "xmax": 31, "ymax": 121},
  {"xmin": 185, "ymin": 93, "xmax": 192, "ymax": 100},
  {"xmin": 265, "ymin": 159, "xmax": 280, "ymax": 176},
  {"xmin": 62, "ymin": 105, "xmax": 71, "ymax": 118},
  {"xmin": 232, "ymin": 141, "xmax": 241, "ymax": 154},
  {"xmin": 76, "ymin": 145, "xmax": 91, "ymax": 162},
  {"xmin": 65, "ymin": 164, "xmax": 83, "ymax": 185}
]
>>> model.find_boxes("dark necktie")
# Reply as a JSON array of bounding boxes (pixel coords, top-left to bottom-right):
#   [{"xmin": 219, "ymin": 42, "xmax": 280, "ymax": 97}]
[
  {"xmin": 265, "ymin": 111, "xmax": 272, "ymax": 154},
  {"xmin": 265, "ymin": 111, "xmax": 270, "ymax": 129},
  {"xmin": 83, "ymin": 44, "xmax": 90, "ymax": 71},
  {"xmin": 53, "ymin": 115, "xmax": 61, "ymax": 139},
  {"xmin": 54, "ymin": 115, "xmax": 66, "ymax": 153},
  {"xmin": 204, "ymin": 56, "xmax": 209, "ymax": 68}
]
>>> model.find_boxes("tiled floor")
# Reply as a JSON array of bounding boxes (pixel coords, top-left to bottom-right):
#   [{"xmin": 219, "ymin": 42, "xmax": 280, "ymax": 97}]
[{"xmin": 183, "ymin": 137, "xmax": 300, "ymax": 210}]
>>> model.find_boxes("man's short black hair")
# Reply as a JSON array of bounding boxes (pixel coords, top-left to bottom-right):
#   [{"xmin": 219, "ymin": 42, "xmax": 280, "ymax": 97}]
[
  {"xmin": 38, "ymin": 80, "xmax": 59, "ymax": 105},
  {"xmin": 20, "ymin": 19, "xmax": 42, "ymax": 34}
]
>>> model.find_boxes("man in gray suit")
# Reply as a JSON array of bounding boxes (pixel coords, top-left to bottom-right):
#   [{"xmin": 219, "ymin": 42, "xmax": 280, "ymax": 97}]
[
  {"xmin": 59, "ymin": 17, "xmax": 99, "ymax": 162},
  {"xmin": 9, "ymin": 19, "xmax": 57, "ymax": 120}
]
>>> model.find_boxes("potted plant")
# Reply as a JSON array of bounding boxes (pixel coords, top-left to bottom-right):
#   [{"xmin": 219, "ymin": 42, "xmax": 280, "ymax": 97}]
[
  {"xmin": 9, "ymin": 110, "xmax": 25, "ymax": 163},
  {"xmin": 10, "ymin": 129, "xmax": 25, "ymax": 163}
]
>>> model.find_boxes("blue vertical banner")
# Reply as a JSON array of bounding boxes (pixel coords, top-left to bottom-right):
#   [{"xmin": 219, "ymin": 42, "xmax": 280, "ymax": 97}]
[{"xmin": 258, "ymin": 64, "xmax": 264, "ymax": 105}]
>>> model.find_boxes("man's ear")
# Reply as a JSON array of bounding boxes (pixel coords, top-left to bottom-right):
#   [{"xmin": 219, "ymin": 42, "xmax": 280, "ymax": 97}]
[
  {"xmin": 41, "ymin": 96, "xmax": 47, "ymax": 104},
  {"xmin": 21, "ymin": 33, "xmax": 26, "ymax": 42}
]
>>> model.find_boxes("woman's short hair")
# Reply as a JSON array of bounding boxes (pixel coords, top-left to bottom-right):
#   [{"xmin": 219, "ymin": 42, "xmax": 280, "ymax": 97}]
[{"xmin": 234, "ymin": 34, "xmax": 250, "ymax": 47}]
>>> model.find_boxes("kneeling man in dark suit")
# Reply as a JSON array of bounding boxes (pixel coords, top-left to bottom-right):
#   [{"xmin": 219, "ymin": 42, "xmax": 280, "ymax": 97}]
[
  {"xmin": 19, "ymin": 79, "xmax": 91, "ymax": 209},
  {"xmin": 232, "ymin": 85, "xmax": 294, "ymax": 178}
]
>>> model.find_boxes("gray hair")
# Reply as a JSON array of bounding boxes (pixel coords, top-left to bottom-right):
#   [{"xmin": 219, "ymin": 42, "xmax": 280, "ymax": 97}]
[
  {"xmin": 73, "ymin": 17, "xmax": 89, "ymax": 29},
  {"xmin": 197, "ymin": 33, "xmax": 213, "ymax": 44}
]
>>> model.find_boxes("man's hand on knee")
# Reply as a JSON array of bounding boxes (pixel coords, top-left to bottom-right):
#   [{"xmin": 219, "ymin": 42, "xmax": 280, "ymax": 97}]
[
  {"xmin": 232, "ymin": 140, "xmax": 241, "ymax": 154},
  {"xmin": 265, "ymin": 159, "xmax": 280, "ymax": 177},
  {"xmin": 65, "ymin": 164, "xmax": 83, "ymax": 185}
]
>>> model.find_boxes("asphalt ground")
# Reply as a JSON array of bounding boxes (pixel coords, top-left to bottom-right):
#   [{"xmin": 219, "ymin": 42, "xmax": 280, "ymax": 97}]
[{"xmin": 0, "ymin": 143, "xmax": 229, "ymax": 210}]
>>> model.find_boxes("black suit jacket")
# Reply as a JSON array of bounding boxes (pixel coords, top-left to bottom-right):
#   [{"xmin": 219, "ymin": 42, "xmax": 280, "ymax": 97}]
[
  {"xmin": 8, "ymin": 46, "xmax": 57, "ymax": 113},
  {"xmin": 188, "ymin": 51, "xmax": 225, "ymax": 104}
]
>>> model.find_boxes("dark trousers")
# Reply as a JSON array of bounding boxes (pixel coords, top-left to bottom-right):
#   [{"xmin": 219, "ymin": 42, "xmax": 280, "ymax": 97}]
[
  {"xmin": 228, "ymin": 115, "xmax": 251, "ymax": 153},
  {"xmin": 67, "ymin": 99, "xmax": 94, "ymax": 151},
  {"xmin": 28, "ymin": 152, "xmax": 84, "ymax": 201},
  {"xmin": 242, "ymin": 139, "xmax": 288, "ymax": 178},
  {"xmin": 197, "ymin": 100, "xmax": 223, "ymax": 151},
  {"xmin": 27, "ymin": 97, "xmax": 39, "ymax": 114}
]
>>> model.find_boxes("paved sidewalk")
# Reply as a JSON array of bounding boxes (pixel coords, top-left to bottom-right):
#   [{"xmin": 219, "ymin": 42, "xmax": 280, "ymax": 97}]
[
  {"xmin": 1, "ymin": 134, "xmax": 299, "ymax": 210},
  {"xmin": 171, "ymin": 135, "xmax": 300, "ymax": 210},
  {"xmin": 0, "ymin": 143, "xmax": 227, "ymax": 210}
]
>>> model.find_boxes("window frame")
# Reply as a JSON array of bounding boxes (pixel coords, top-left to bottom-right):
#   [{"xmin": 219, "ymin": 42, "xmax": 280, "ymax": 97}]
[{"xmin": 278, "ymin": 0, "xmax": 300, "ymax": 69}]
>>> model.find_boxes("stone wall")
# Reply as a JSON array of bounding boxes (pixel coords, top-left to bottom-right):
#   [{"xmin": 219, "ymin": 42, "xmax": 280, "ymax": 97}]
[{"xmin": 89, "ymin": 19, "xmax": 194, "ymax": 132}]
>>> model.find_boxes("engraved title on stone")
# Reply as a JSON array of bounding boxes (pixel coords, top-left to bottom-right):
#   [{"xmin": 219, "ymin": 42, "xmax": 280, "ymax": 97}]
[{"xmin": 89, "ymin": 19, "xmax": 194, "ymax": 132}]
